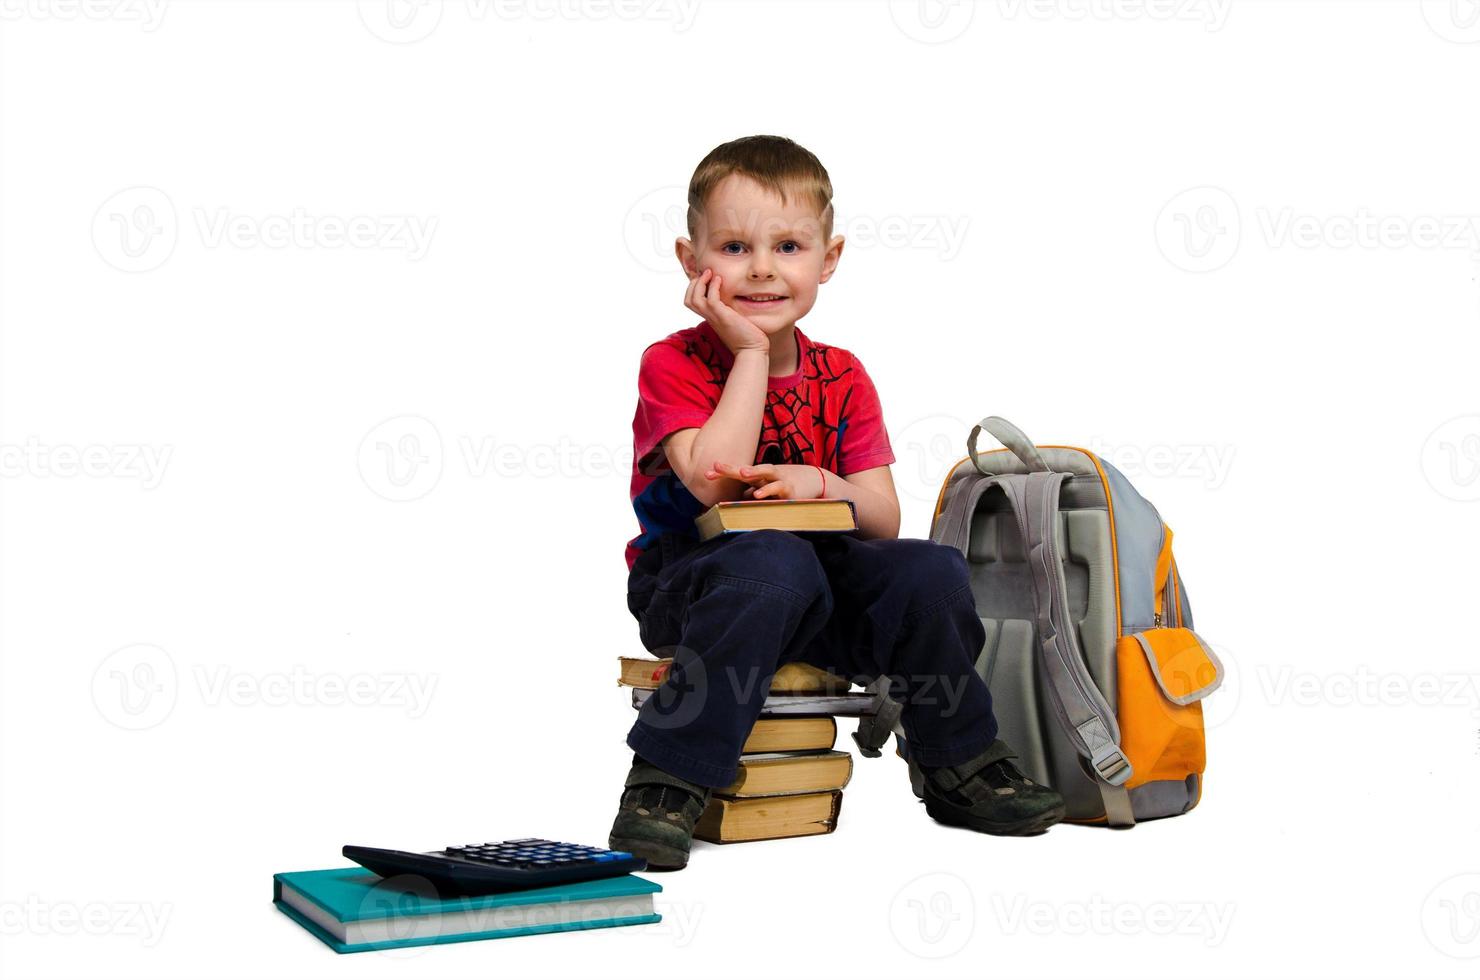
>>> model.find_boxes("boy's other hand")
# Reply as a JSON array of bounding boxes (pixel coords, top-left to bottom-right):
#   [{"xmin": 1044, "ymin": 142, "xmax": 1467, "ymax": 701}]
[
  {"xmin": 685, "ymin": 268, "xmax": 770, "ymax": 357},
  {"xmin": 706, "ymin": 461, "xmax": 825, "ymax": 500}
]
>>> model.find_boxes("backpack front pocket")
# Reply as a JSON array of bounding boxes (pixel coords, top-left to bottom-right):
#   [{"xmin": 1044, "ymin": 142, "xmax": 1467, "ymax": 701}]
[{"xmin": 1114, "ymin": 627, "xmax": 1223, "ymax": 789}]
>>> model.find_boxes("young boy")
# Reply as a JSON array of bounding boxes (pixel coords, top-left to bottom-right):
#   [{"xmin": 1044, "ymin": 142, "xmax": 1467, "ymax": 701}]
[{"xmin": 610, "ymin": 136, "xmax": 1064, "ymax": 870}]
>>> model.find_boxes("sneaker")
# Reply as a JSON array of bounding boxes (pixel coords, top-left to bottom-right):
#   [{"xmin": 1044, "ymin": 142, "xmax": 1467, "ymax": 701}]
[
  {"xmin": 918, "ymin": 739, "xmax": 1065, "ymax": 836},
  {"xmin": 607, "ymin": 755, "xmax": 713, "ymax": 871}
]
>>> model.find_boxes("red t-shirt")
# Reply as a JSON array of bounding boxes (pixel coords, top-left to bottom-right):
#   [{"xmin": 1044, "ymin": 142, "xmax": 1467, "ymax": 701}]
[{"xmin": 625, "ymin": 319, "xmax": 896, "ymax": 572}]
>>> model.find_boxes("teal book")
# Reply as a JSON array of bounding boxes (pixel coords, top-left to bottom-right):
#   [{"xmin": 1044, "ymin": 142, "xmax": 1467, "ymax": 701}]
[{"xmin": 273, "ymin": 867, "xmax": 662, "ymax": 954}]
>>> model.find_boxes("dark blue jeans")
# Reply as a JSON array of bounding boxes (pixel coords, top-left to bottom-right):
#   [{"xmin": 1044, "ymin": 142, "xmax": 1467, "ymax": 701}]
[{"xmin": 625, "ymin": 528, "xmax": 1000, "ymax": 788}]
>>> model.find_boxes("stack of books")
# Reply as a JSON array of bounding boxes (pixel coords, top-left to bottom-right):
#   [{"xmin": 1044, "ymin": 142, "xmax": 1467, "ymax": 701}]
[{"xmin": 618, "ymin": 655, "xmax": 870, "ymax": 844}]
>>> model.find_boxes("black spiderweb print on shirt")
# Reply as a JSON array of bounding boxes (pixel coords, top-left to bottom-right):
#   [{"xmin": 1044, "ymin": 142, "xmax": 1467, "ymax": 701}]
[
  {"xmin": 683, "ymin": 329, "xmax": 856, "ymax": 472},
  {"xmin": 758, "ymin": 344, "xmax": 853, "ymax": 470}
]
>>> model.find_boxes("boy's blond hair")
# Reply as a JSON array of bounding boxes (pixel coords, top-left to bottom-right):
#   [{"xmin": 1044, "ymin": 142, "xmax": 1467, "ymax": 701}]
[{"xmin": 686, "ymin": 135, "xmax": 834, "ymax": 243}]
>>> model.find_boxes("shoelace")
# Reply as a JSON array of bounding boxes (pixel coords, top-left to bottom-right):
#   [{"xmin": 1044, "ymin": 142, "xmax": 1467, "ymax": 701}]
[{"xmin": 626, "ymin": 782, "xmax": 705, "ymax": 819}]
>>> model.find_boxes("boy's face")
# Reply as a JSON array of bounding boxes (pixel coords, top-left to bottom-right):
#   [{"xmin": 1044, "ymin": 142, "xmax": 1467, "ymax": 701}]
[{"xmin": 676, "ymin": 173, "xmax": 844, "ymax": 335}]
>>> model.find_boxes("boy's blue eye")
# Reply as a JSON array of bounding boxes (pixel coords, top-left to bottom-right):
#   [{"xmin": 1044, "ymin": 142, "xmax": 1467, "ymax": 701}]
[{"xmin": 722, "ymin": 241, "xmax": 800, "ymax": 254}]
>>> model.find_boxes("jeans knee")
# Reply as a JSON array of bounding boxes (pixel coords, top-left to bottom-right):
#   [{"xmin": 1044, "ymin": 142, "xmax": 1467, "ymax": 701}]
[
  {"xmin": 896, "ymin": 540, "xmax": 972, "ymax": 606},
  {"xmin": 699, "ymin": 529, "xmax": 829, "ymax": 607}
]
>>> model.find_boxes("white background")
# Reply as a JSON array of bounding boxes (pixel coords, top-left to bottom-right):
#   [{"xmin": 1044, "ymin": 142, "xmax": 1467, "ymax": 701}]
[{"xmin": 2, "ymin": 1, "xmax": 1479, "ymax": 977}]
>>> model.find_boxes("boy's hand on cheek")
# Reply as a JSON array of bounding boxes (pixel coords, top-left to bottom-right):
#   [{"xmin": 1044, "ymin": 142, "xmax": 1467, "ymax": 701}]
[
  {"xmin": 706, "ymin": 461, "xmax": 825, "ymax": 500},
  {"xmin": 685, "ymin": 268, "xmax": 770, "ymax": 356}
]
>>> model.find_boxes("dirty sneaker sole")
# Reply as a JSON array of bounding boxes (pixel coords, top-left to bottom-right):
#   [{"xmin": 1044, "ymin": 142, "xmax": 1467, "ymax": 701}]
[
  {"xmin": 608, "ymin": 836, "xmax": 691, "ymax": 872},
  {"xmin": 923, "ymin": 795, "xmax": 1066, "ymax": 837}
]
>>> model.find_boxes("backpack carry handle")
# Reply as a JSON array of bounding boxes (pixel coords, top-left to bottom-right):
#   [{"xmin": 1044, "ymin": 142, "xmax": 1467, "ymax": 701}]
[{"xmin": 968, "ymin": 416, "xmax": 1050, "ymax": 475}]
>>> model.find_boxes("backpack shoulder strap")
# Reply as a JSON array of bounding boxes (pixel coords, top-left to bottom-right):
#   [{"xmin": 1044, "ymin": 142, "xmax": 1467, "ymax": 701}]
[{"xmin": 991, "ymin": 471, "xmax": 1136, "ymax": 806}]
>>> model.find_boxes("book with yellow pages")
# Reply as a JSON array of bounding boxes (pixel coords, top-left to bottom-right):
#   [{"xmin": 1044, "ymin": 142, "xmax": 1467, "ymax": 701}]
[
  {"xmin": 718, "ymin": 750, "xmax": 854, "ymax": 798},
  {"xmin": 693, "ymin": 790, "xmax": 843, "ymax": 844},
  {"xmin": 616, "ymin": 656, "xmax": 851, "ymax": 694},
  {"xmin": 694, "ymin": 498, "xmax": 858, "ymax": 542},
  {"xmin": 741, "ymin": 717, "xmax": 838, "ymax": 754}
]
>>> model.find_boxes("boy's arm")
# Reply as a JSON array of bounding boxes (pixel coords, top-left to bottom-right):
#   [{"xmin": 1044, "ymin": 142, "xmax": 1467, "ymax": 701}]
[
  {"xmin": 825, "ymin": 464, "xmax": 901, "ymax": 540},
  {"xmin": 662, "ymin": 347, "xmax": 771, "ymax": 510}
]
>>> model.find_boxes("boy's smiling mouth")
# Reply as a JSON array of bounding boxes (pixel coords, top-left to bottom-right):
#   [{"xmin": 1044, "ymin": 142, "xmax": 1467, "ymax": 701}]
[{"xmin": 737, "ymin": 294, "xmax": 787, "ymax": 305}]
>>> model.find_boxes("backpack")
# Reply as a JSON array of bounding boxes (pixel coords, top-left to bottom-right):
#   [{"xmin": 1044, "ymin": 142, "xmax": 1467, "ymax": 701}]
[{"xmin": 854, "ymin": 416, "xmax": 1224, "ymax": 827}]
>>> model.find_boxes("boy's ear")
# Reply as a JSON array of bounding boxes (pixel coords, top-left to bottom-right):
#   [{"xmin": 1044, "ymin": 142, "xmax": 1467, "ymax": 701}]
[
  {"xmin": 817, "ymin": 234, "xmax": 846, "ymax": 284},
  {"xmin": 675, "ymin": 238, "xmax": 698, "ymax": 278}
]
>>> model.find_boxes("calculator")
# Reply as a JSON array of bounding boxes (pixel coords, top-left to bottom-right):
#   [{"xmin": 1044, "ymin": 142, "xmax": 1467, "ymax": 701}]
[{"xmin": 342, "ymin": 838, "xmax": 648, "ymax": 895}]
